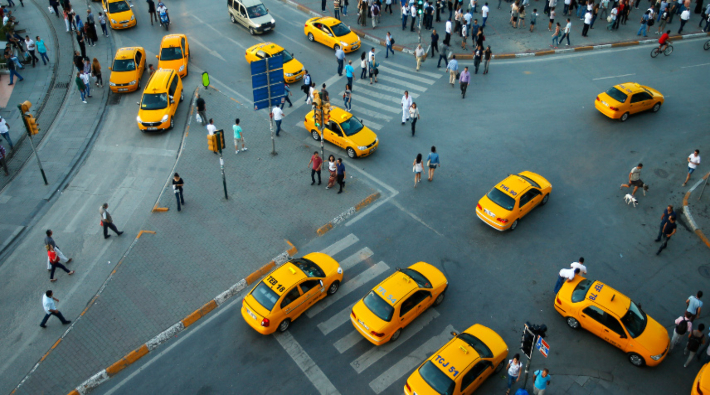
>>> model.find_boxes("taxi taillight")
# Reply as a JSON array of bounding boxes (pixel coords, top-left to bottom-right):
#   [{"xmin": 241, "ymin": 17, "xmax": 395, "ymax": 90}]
[
  {"xmin": 596, "ymin": 96, "xmax": 600, "ymax": 101},
  {"xmin": 476, "ymin": 203, "xmax": 482, "ymax": 210},
  {"xmin": 556, "ymin": 295, "xmax": 562, "ymax": 305},
  {"xmin": 405, "ymin": 382, "xmax": 411, "ymax": 392},
  {"xmin": 370, "ymin": 331, "xmax": 385, "ymax": 337},
  {"xmin": 497, "ymin": 218, "xmax": 508, "ymax": 223},
  {"xmin": 261, "ymin": 318, "xmax": 270, "ymax": 327},
  {"xmin": 351, "ymin": 311, "xmax": 357, "ymax": 320},
  {"xmin": 698, "ymin": 381, "xmax": 704, "ymax": 395},
  {"xmin": 609, "ymin": 106, "xmax": 619, "ymax": 111}
]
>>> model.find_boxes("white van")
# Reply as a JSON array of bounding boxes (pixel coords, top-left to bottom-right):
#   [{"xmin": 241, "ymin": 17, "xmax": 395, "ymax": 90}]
[{"xmin": 228, "ymin": 0, "xmax": 275, "ymax": 35}]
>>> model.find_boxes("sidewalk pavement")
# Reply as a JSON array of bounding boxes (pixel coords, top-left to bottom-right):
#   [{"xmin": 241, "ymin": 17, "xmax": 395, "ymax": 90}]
[
  {"xmin": 13, "ymin": 87, "xmax": 380, "ymax": 394},
  {"xmin": 683, "ymin": 170, "xmax": 710, "ymax": 250},
  {"xmin": 0, "ymin": 0, "xmax": 113, "ymax": 256},
  {"xmin": 280, "ymin": 0, "xmax": 710, "ymax": 57}
]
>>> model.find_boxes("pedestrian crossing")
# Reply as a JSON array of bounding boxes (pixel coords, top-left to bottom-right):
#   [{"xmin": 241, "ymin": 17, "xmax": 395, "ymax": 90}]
[
  {"xmin": 276, "ymin": 233, "xmax": 459, "ymax": 395},
  {"xmin": 294, "ymin": 54, "xmax": 444, "ymax": 141}
]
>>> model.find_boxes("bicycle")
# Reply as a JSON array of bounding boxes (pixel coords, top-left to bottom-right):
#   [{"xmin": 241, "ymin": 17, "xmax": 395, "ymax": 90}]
[
  {"xmin": 651, "ymin": 43, "xmax": 673, "ymax": 58},
  {"xmin": 704, "ymin": 40, "xmax": 710, "ymax": 51}
]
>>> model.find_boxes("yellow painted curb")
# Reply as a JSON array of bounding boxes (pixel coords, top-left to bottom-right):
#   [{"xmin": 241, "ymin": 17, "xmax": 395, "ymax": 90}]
[
  {"xmin": 136, "ymin": 230, "xmax": 156, "ymax": 239},
  {"xmin": 181, "ymin": 300, "xmax": 218, "ymax": 328},
  {"xmin": 535, "ymin": 50, "xmax": 555, "ymax": 56},
  {"xmin": 493, "ymin": 53, "xmax": 516, "ymax": 59},
  {"xmin": 106, "ymin": 345, "xmax": 149, "ymax": 377},
  {"xmin": 286, "ymin": 240, "xmax": 298, "ymax": 256},
  {"xmin": 152, "ymin": 206, "xmax": 169, "ymax": 212},
  {"xmin": 246, "ymin": 261, "xmax": 277, "ymax": 285},
  {"xmin": 67, "ymin": 391, "xmax": 80, "ymax": 395},
  {"xmin": 574, "ymin": 46, "xmax": 594, "ymax": 52},
  {"xmin": 317, "ymin": 223, "xmax": 334, "ymax": 236},
  {"xmin": 611, "ymin": 41, "xmax": 639, "ymax": 47},
  {"xmin": 355, "ymin": 192, "xmax": 381, "ymax": 211}
]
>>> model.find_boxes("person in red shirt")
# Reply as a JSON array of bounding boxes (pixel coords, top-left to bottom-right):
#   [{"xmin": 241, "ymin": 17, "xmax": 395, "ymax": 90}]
[
  {"xmin": 308, "ymin": 151, "xmax": 323, "ymax": 185},
  {"xmin": 47, "ymin": 244, "xmax": 74, "ymax": 282},
  {"xmin": 658, "ymin": 30, "xmax": 671, "ymax": 52}
]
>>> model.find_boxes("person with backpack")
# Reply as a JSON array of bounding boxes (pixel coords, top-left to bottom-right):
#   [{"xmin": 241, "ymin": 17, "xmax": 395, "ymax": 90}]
[
  {"xmin": 685, "ymin": 323, "xmax": 706, "ymax": 367},
  {"xmin": 671, "ymin": 312, "xmax": 693, "ymax": 351}
]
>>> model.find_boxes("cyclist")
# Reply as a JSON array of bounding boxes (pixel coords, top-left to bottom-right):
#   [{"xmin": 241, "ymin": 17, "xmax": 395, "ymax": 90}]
[{"xmin": 658, "ymin": 29, "xmax": 671, "ymax": 53}]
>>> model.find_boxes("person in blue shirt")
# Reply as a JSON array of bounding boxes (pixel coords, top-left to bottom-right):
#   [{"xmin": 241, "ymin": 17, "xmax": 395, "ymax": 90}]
[
  {"xmin": 533, "ymin": 368, "xmax": 551, "ymax": 394},
  {"xmin": 426, "ymin": 146, "xmax": 440, "ymax": 181},
  {"xmin": 336, "ymin": 158, "xmax": 346, "ymax": 194},
  {"xmin": 280, "ymin": 82, "xmax": 292, "ymax": 109},
  {"xmin": 344, "ymin": 60, "xmax": 355, "ymax": 91}
]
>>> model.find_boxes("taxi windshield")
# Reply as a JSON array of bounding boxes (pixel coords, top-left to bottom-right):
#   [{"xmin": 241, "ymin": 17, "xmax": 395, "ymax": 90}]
[
  {"xmin": 457, "ymin": 333, "xmax": 493, "ymax": 358},
  {"xmin": 108, "ymin": 0, "xmax": 130, "ymax": 13},
  {"xmin": 518, "ymin": 174, "xmax": 540, "ymax": 188},
  {"xmin": 487, "ymin": 188, "xmax": 515, "ymax": 211},
  {"xmin": 160, "ymin": 46, "xmax": 183, "ymax": 61},
  {"xmin": 247, "ymin": 4, "xmax": 268, "ymax": 18},
  {"xmin": 112, "ymin": 59, "xmax": 136, "ymax": 72},
  {"xmin": 418, "ymin": 361, "xmax": 455, "ymax": 395},
  {"xmin": 606, "ymin": 87, "xmax": 628, "ymax": 103},
  {"xmin": 571, "ymin": 279, "xmax": 593, "ymax": 303},
  {"xmin": 363, "ymin": 291, "xmax": 394, "ymax": 322},
  {"xmin": 292, "ymin": 258, "xmax": 325, "ymax": 278},
  {"xmin": 621, "ymin": 301, "xmax": 647, "ymax": 338},
  {"xmin": 400, "ymin": 268, "xmax": 432, "ymax": 289},
  {"xmin": 272, "ymin": 50, "xmax": 294, "ymax": 63},
  {"xmin": 339, "ymin": 117, "xmax": 364, "ymax": 136},
  {"xmin": 141, "ymin": 93, "xmax": 168, "ymax": 110},
  {"xmin": 330, "ymin": 22, "xmax": 352, "ymax": 37},
  {"xmin": 251, "ymin": 282, "xmax": 279, "ymax": 311}
]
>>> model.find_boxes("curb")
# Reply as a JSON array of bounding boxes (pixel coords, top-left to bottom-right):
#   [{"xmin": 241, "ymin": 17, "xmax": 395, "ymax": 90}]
[
  {"xmin": 273, "ymin": 0, "xmax": 710, "ymax": 60},
  {"xmin": 66, "ymin": 241, "xmax": 297, "ymax": 395},
  {"xmin": 316, "ymin": 191, "xmax": 381, "ymax": 236},
  {"xmin": 682, "ymin": 171, "xmax": 710, "ymax": 250}
]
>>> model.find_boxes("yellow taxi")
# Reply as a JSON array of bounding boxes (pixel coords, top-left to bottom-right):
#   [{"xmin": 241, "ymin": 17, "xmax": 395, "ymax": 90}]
[
  {"xmin": 692, "ymin": 362, "xmax": 710, "ymax": 395},
  {"xmin": 351, "ymin": 262, "xmax": 447, "ymax": 346},
  {"xmin": 241, "ymin": 253, "xmax": 343, "ymax": 334},
  {"xmin": 476, "ymin": 172, "xmax": 552, "ymax": 231},
  {"xmin": 304, "ymin": 17, "xmax": 361, "ymax": 53},
  {"xmin": 595, "ymin": 82, "xmax": 664, "ymax": 122},
  {"xmin": 554, "ymin": 277, "xmax": 669, "ymax": 367},
  {"xmin": 244, "ymin": 42, "xmax": 305, "ymax": 84},
  {"xmin": 304, "ymin": 106, "xmax": 378, "ymax": 159},
  {"xmin": 102, "ymin": 0, "xmax": 136, "ymax": 29},
  {"xmin": 136, "ymin": 68, "xmax": 183, "ymax": 132},
  {"xmin": 108, "ymin": 47, "xmax": 146, "ymax": 93},
  {"xmin": 156, "ymin": 34, "xmax": 190, "ymax": 79},
  {"xmin": 404, "ymin": 324, "xmax": 508, "ymax": 395}
]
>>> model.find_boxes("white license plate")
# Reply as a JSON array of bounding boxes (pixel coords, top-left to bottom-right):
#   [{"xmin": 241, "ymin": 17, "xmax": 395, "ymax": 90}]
[
  {"xmin": 369, "ymin": 146, "xmax": 376, "ymax": 153},
  {"xmin": 357, "ymin": 319, "xmax": 369, "ymax": 329},
  {"xmin": 352, "ymin": 44, "xmax": 359, "ymax": 50},
  {"xmin": 246, "ymin": 308, "xmax": 257, "ymax": 320},
  {"xmin": 602, "ymin": 101, "xmax": 609, "ymax": 107},
  {"xmin": 122, "ymin": 24, "xmax": 128, "ymax": 27},
  {"xmin": 263, "ymin": 27, "xmax": 271, "ymax": 31},
  {"xmin": 146, "ymin": 127, "xmax": 157, "ymax": 131},
  {"xmin": 484, "ymin": 208, "xmax": 495, "ymax": 218},
  {"xmin": 118, "ymin": 88, "xmax": 128, "ymax": 92}
]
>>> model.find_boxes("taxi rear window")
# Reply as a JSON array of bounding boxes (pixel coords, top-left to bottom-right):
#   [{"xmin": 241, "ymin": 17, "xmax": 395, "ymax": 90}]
[
  {"xmin": 400, "ymin": 268, "xmax": 432, "ymax": 289},
  {"xmin": 292, "ymin": 258, "xmax": 326, "ymax": 278},
  {"xmin": 605, "ymin": 87, "xmax": 628, "ymax": 103},
  {"xmin": 571, "ymin": 279, "xmax": 593, "ymax": 303},
  {"xmin": 251, "ymin": 282, "xmax": 279, "ymax": 311},
  {"xmin": 487, "ymin": 188, "xmax": 515, "ymax": 211},
  {"xmin": 363, "ymin": 291, "xmax": 394, "ymax": 322},
  {"xmin": 457, "ymin": 333, "xmax": 493, "ymax": 358},
  {"xmin": 418, "ymin": 361, "xmax": 455, "ymax": 395}
]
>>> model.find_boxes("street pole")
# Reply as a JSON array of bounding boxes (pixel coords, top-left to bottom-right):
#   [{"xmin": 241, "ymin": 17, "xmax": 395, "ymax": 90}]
[
  {"xmin": 418, "ymin": 10, "xmax": 422, "ymax": 45},
  {"xmin": 698, "ymin": 175, "xmax": 709, "ymax": 201},
  {"xmin": 217, "ymin": 130, "xmax": 228, "ymax": 200},
  {"xmin": 17, "ymin": 104, "xmax": 47, "ymax": 185},
  {"xmin": 522, "ymin": 335, "xmax": 535, "ymax": 389},
  {"xmin": 265, "ymin": 58, "xmax": 277, "ymax": 156}
]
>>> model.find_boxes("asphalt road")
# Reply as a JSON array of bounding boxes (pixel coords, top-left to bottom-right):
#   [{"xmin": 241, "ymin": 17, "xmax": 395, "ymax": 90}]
[{"xmin": 89, "ymin": 3, "xmax": 710, "ymax": 392}]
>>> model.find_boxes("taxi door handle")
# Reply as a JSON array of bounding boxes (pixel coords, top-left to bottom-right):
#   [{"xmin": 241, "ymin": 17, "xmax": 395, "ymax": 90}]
[{"xmin": 285, "ymin": 308, "xmax": 292, "ymax": 313}]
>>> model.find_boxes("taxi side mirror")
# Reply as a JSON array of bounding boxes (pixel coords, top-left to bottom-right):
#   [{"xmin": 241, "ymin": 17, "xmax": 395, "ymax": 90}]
[
  {"xmin": 450, "ymin": 331, "xmax": 458, "ymax": 337},
  {"xmin": 108, "ymin": 66, "xmax": 112, "ymax": 71},
  {"xmin": 319, "ymin": 280, "xmax": 324, "ymax": 287},
  {"xmin": 156, "ymin": 55, "xmax": 159, "ymax": 59}
]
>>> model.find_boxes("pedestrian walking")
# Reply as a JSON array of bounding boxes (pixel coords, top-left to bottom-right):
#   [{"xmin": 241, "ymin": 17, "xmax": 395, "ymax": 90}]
[
  {"xmin": 685, "ymin": 324, "xmax": 706, "ymax": 367},
  {"xmin": 438, "ymin": 41, "xmax": 450, "ymax": 67},
  {"xmin": 47, "ymin": 245, "xmax": 75, "ymax": 282},
  {"xmin": 322, "ymin": 0, "xmax": 327, "ymax": 12},
  {"xmin": 415, "ymin": 44, "xmax": 425, "ymax": 71},
  {"xmin": 506, "ymin": 354, "xmax": 523, "ymax": 394},
  {"xmin": 86, "ymin": 9, "xmax": 98, "ymax": 44},
  {"xmin": 0, "ymin": 144, "xmax": 8, "ymax": 176},
  {"xmin": 678, "ymin": 7, "xmax": 689, "ymax": 32},
  {"xmin": 446, "ymin": 54, "xmax": 458, "ymax": 86},
  {"xmin": 402, "ymin": 3, "xmax": 409, "ymax": 29},
  {"xmin": 550, "ymin": 7, "xmax": 557, "ymax": 30},
  {"xmin": 98, "ymin": 12, "xmax": 108, "ymax": 36},
  {"xmin": 233, "ymin": 118, "xmax": 247, "ymax": 153},
  {"xmin": 368, "ymin": 54, "xmax": 378, "ymax": 84},
  {"xmin": 371, "ymin": 1, "xmax": 380, "ymax": 27},
  {"xmin": 99, "ymin": 203, "xmax": 123, "ymax": 239},
  {"xmin": 147, "ymin": 0, "xmax": 158, "ymax": 25},
  {"xmin": 343, "ymin": 84, "xmax": 352, "ymax": 110},
  {"xmin": 559, "ymin": 18, "xmax": 572, "ymax": 44},
  {"xmin": 344, "ymin": 60, "xmax": 354, "ymax": 90},
  {"xmin": 360, "ymin": 52, "xmax": 368, "ymax": 79},
  {"xmin": 413, "ymin": 153, "xmax": 423, "ymax": 187},
  {"xmin": 670, "ymin": 312, "xmax": 693, "ymax": 351},
  {"xmin": 76, "ymin": 30, "xmax": 86, "ymax": 58},
  {"xmin": 24, "ymin": 36, "xmax": 38, "ymax": 67},
  {"xmin": 459, "ymin": 66, "xmax": 470, "ymax": 98},
  {"xmin": 45, "ymin": 229, "xmax": 72, "ymax": 269},
  {"xmin": 472, "ymin": 45, "xmax": 482, "ymax": 73},
  {"xmin": 471, "ymin": 19, "xmax": 480, "ymax": 39},
  {"xmin": 272, "ymin": 105, "xmax": 284, "ymax": 136},
  {"xmin": 654, "ymin": 205, "xmax": 676, "ymax": 241},
  {"xmin": 445, "ymin": 18, "xmax": 452, "ymax": 44},
  {"xmin": 656, "ymin": 215, "xmax": 677, "ymax": 255},
  {"xmin": 281, "ymin": 82, "xmax": 293, "ymax": 108},
  {"xmin": 482, "ymin": 2, "xmax": 489, "ymax": 26},
  {"xmin": 0, "ymin": 116, "xmax": 13, "ymax": 150},
  {"xmin": 583, "ymin": 8, "xmax": 592, "ymax": 34},
  {"xmin": 683, "ymin": 149, "xmax": 701, "ymax": 186},
  {"xmin": 63, "ymin": 9, "xmax": 71, "ymax": 32},
  {"xmin": 620, "ymin": 163, "xmax": 644, "ymax": 196},
  {"xmin": 483, "ymin": 45, "xmax": 492, "ymax": 73},
  {"xmin": 308, "ymin": 151, "xmax": 323, "ymax": 185},
  {"xmin": 430, "ymin": 29, "xmax": 440, "ymax": 56},
  {"xmin": 532, "ymin": 369, "xmax": 551, "ymax": 395},
  {"xmin": 343, "ymin": 0, "xmax": 349, "ymax": 15},
  {"xmin": 5, "ymin": 48, "xmax": 23, "ymax": 85},
  {"xmin": 554, "ymin": 267, "xmax": 580, "ymax": 294},
  {"xmin": 383, "ymin": 32, "xmax": 395, "ymax": 59},
  {"xmin": 334, "ymin": 0, "xmax": 341, "ymax": 19},
  {"xmin": 168, "ymin": 173, "xmax": 184, "ymax": 212},
  {"xmin": 637, "ymin": 10, "xmax": 650, "ymax": 35},
  {"xmin": 206, "ymin": 119, "xmax": 218, "ymax": 138},
  {"xmin": 427, "ymin": 146, "xmax": 439, "ymax": 181},
  {"xmin": 336, "ymin": 158, "xmax": 346, "ymax": 194},
  {"xmin": 326, "ymin": 155, "xmax": 337, "ymax": 189},
  {"xmin": 530, "ymin": 8, "xmax": 539, "ymax": 30},
  {"xmin": 570, "ymin": 257, "xmax": 587, "ymax": 274},
  {"xmin": 475, "ymin": 27, "xmax": 486, "ymax": 47},
  {"xmin": 91, "ymin": 58, "xmax": 103, "ymax": 87},
  {"xmin": 196, "ymin": 95, "xmax": 207, "ymax": 125},
  {"xmin": 49, "ymin": 0, "xmax": 59, "ymax": 16},
  {"xmin": 401, "ymin": 90, "xmax": 412, "ymax": 124},
  {"xmin": 409, "ymin": 102, "xmax": 420, "ymax": 135},
  {"xmin": 687, "ymin": 291, "xmax": 704, "ymax": 320},
  {"xmin": 461, "ymin": 23, "xmax": 468, "ymax": 48},
  {"xmin": 75, "ymin": 72, "xmax": 87, "ymax": 103},
  {"xmin": 335, "ymin": 46, "xmax": 345, "ymax": 76},
  {"xmin": 40, "ymin": 290, "xmax": 71, "ymax": 327},
  {"xmin": 35, "ymin": 36, "xmax": 49, "ymax": 65},
  {"xmin": 80, "ymin": 71, "xmax": 91, "ymax": 99}
]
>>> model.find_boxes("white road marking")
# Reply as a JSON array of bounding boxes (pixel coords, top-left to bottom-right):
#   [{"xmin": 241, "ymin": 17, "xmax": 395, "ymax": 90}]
[
  {"xmin": 681, "ymin": 62, "xmax": 710, "ymax": 69},
  {"xmin": 190, "ymin": 15, "xmax": 262, "ymax": 49},
  {"xmin": 354, "ymin": 79, "xmax": 420, "ymax": 97},
  {"xmin": 320, "ymin": 233, "xmax": 359, "ymax": 256},
  {"xmin": 339, "ymin": 247, "xmax": 374, "ymax": 271},
  {"xmin": 274, "ymin": 331, "xmax": 341, "ymax": 395},
  {"xmin": 376, "ymin": 65, "xmax": 436, "ymax": 84},
  {"xmin": 390, "ymin": 199, "xmax": 444, "ymax": 237},
  {"xmin": 289, "ymin": 74, "xmax": 346, "ymax": 112},
  {"xmin": 189, "ymin": 36, "xmax": 227, "ymax": 62},
  {"xmin": 376, "ymin": 75, "xmax": 427, "ymax": 91},
  {"xmin": 307, "ymin": 261, "xmax": 389, "ymax": 318},
  {"xmin": 368, "ymin": 325, "xmax": 455, "ymax": 394},
  {"xmin": 592, "ymin": 73, "xmax": 636, "ymax": 81},
  {"xmin": 343, "ymin": 94, "xmax": 400, "ymax": 114},
  {"xmin": 334, "ymin": 329, "xmax": 367, "ymax": 354},
  {"xmin": 383, "ymin": 60, "xmax": 443, "ymax": 78},
  {"xmin": 350, "ymin": 308, "xmax": 440, "ymax": 374},
  {"xmin": 317, "ymin": 302, "xmax": 356, "ymax": 336},
  {"xmin": 93, "ymin": 145, "xmax": 177, "ymax": 157},
  {"xmin": 346, "ymin": 105, "xmax": 394, "ymax": 122},
  {"xmin": 349, "ymin": 88, "xmax": 403, "ymax": 104}
]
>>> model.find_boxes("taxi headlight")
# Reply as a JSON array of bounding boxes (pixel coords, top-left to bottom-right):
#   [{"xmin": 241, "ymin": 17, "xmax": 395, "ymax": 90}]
[
  {"xmin": 111, "ymin": 19, "xmax": 117, "ymax": 24},
  {"xmin": 340, "ymin": 41, "xmax": 348, "ymax": 47},
  {"xmin": 161, "ymin": 115, "xmax": 169, "ymax": 123},
  {"xmin": 285, "ymin": 72, "xmax": 294, "ymax": 77},
  {"xmin": 271, "ymin": 18, "xmax": 275, "ymax": 23},
  {"xmin": 357, "ymin": 146, "xmax": 367, "ymax": 151},
  {"xmin": 178, "ymin": 65, "xmax": 185, "ymax": 72},
  {"xmin": 130, "ymin": 80, "xmax": 136, "ymax": 85},
  {"xmin": 136, "ymin": 115, "xmax": 142, "ymax": 123},
  {"xmin": 337, "ymin": 267, "xmax": 343, "ymax": 274},
  {"xmin": 109, "ymin": 82, "xmax": 117, "ymax": 86},
  {"xmin": 650, "ymin": 352, "xmax": 664, "ymax": 361}
]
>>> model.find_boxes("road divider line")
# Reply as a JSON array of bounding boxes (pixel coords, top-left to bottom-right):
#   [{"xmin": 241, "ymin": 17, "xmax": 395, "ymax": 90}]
[
  {"xmin": 592, "ymin": 73, "xmax": 636, "ymax": 81},
  {"xmin": 317, "ymin": 192, "xmax": 381, "ymax": 236},
  {"xmin": 681, "ymin": 62, "xmax": 710, "ymax": 69},
  {"xmin": 274, "ymin": 331, "xmax": 341, "ymax": 395}
]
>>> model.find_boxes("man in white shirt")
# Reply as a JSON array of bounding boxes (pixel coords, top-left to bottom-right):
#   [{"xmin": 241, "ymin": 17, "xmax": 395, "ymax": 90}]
[
  {"xmin": 206, "ymin": 119, "xmax": 218, "ymax": 135},
  {"xmin": 582, "ymin": 10, "xmax": 592, "ymax": 35},
  {"xmin": 559, "ymin": 18, "xmax": 572, "ymax": 45},
  {"xmin": 401, "ymin": 90, "xmax": 412, "ymax": 124},
  {"xmin": 0, "ymin": 116, "xmax": 12, "ymax": 150},
  {"xmin": 683, "ymin": 149, "xmax": 701, "ymax": 186},
  {"xmin": 482, "ymin": 3, "xmax": 489, "ymax": 27},
  {"xmin": 272, "ymin": 106, "xmax": 285, "ymax": 136},
  {"xmin": 415, "ymin": 44, "xmax": 425, "ymax": 70},
  {"xmin": 445, "ymin": 18, "xmax": 452, "ymax": 44},
  {"xmin": 678, "ymin": 8, "xmax": 690, "ymax": 33},
  {"xmin": 40, "ymin": 290, "xmax": 71, "ymax": 327},
  {"xmin": 410, "ymin": 2, "xmax": 417, "ymax": 31},
  {"xmin": 25, "ymin": 36, "xmax": 39, "ymax": 67},
  {"xmin": 554, "ymin": 267, "xmax": 580, "ymax": 294},
  {"xmin": 570, "ymin": 257, "xmax": 587, "ymax": 274}
]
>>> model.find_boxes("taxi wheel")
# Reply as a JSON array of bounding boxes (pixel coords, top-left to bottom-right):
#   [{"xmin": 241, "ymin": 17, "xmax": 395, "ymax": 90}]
[
  {"xmin": 494, "ymin": 361, "xmax": 505, "ymax": 374},
  {"xmin": 434, "ymin": 292, "xmax": 445, "ymax": 306},
  {"xmin": 184, "ymin": 66, "xmax": 189, "ymax": 78},
  {"xmin": 180, "ymin": 91, "xmax": 184, "ymax": 102},
  {"xmin": 327, "ymin": 280, "xmax": 340, "ymax": 295},
  {"xmin": 311, "ymin": 130, "xmax": 321, "ymax": 141},
  {"xmin": 652, "ymin": 102, "xmax": 661, "ymax": 113},
  {"xmin": 566, "ymin": 317, "xmax": 580, "ymax": 329},
  {"xmin": 278, "ymin": 318, "xmax": 291, "ymax": 332},
  {"xmin": 390, "ymin": 328, "xmax": 402, "ymax": 342},
  {"xmin": 620, "ymin": 112, "xmax": 629, "ymax": 122},
  {"xmin": 169, "ymin": 117, "xmax": 174, "ymax": 130},
  {"xmin": 346, "ymin": 147, "xmax": 357, "ymax": 159},
  {"xmin": 231, "ymin": 15, "xmax": 236, "ymax": 23},
  {"xmin": 249, "ymin": 27, "xmax": 256, "ymax": 35},
  {"xmin": 509, "ymin": 219, "xmax": 519, "ymax": 231},
  {"xmin": 628, "ymin": 353, "xmax": 645, "ymax": 367},
  {"xmin": 308, "ymin": 33, "xmax": 315, "ymax": 42},
  {"xmin": 541, "ymin": 194, "xmax": 549, "ymax": 205}
]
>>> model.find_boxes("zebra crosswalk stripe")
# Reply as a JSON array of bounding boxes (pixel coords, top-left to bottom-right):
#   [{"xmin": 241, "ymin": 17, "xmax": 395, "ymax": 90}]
[
  {"xmin": 343, "ymin": 94, "xmax": 401, "ymax": 114},
  {"xmin": 317, "ymin": 301, "xmax": 356, "ymax": 336},
  {"xmin": 343, "ymin": 105, "xmax": 392, "ymax": 122},
  {"xmin": 354, "ymin": 79, "xmax": 420, "ymax": 98},
  {"xmin": 376, "ymin": 65, "xmax": 436, "ymax": 85},
  {"xmin": 376, "ymin": 75, "xmax": 427, "ymax": 91},
  {"xmin": 333, "ymin": 329, "xmax": 367, "ymax": 354},
  {"xmin": 383, "ymin": 60, "xmax": 444, "ymax": 79},
  {"xmin": 349, "ymin": 88, "xmax": 403, "ymax": 104},
  {"xmin": 320, "ymin": 233, "xmax": 359, "ymax": 256},
  {"xmin": 274, "ymin": 331, "xmax": 341, "ymax": 395},
  {"xmin": 339, "ymin": 247, "xmax": 374, "ymax": 271}
]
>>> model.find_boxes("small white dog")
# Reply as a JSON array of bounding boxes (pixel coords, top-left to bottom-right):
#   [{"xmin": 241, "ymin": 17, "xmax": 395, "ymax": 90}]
[{"xmin": 624, "ymin": 194, "xmax": 638, "ymax": 207}]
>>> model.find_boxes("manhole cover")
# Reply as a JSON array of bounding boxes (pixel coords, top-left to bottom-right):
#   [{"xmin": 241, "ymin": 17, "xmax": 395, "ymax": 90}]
[
  {"xmin": 108, "ymin": 93, "xmax": 121, "ymax": 106},
  {"xmin": 654, "ymin": 169, "xmax": 669, "ymax": 178},
  {"xmin": 54, "ymin": 82, "xmax": 69, "ymax": 89},
  {"xmin": 699, "ymin": 265, "xmax": 710, "ymax": 279}
]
